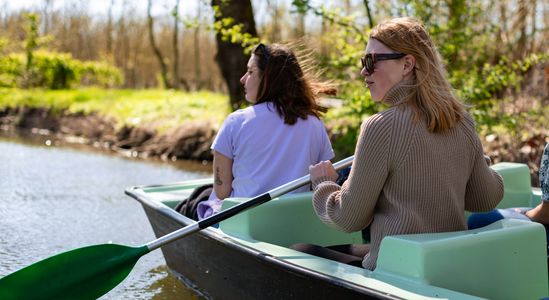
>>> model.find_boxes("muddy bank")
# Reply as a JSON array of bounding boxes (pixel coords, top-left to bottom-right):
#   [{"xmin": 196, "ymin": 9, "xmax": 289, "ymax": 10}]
[{"xmin": 0, "ymin": 106, "xmax": 216, "ymax": 162}]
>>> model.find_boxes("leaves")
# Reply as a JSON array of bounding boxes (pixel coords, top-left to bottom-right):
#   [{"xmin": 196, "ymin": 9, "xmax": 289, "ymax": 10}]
[{"xmin": 0, "ymin": 51, "xmax": 123, "ymax": 89}]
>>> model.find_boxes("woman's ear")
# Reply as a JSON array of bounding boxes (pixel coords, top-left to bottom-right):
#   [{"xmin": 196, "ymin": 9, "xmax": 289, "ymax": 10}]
[{"xmin": 402, "ymin": 55, "xmax": 416, "ymax": 77}]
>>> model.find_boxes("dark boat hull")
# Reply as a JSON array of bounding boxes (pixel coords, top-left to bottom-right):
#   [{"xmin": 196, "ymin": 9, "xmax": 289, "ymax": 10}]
[{"xmin": 140, "ymin": 202, "xmax": 397, "ymax": 300}]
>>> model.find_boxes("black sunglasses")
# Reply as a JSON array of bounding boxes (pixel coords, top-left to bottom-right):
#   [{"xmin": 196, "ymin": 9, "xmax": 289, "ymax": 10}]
[{"xmin": 361, "ymin": 53, "xmax": 406, "ymax": 74}]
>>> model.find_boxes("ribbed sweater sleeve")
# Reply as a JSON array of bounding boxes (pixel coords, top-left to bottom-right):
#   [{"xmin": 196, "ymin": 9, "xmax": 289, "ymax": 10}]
[
  {"xmin": 312, "ymin": 112, "xmax": 392, "ymax": 232},
  {"xmin": 462, "ymin": 117, "xmax": 505, "ymax": 211}
]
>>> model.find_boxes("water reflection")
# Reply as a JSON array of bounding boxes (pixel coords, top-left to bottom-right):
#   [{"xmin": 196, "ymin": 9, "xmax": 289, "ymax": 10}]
[
  {"xmin": 148, "ymin": 266, "xmax": 204, "ymax": 300},
  {"xmin": 0, "ymin": 132, "xmax": 211, "ymax": 299}
]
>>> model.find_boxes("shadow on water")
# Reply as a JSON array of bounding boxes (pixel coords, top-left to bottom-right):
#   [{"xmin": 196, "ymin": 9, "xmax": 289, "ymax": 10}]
[
  {"xmin": 118, "ymin": 265, "xmax": 206, "ymax": 300},
  {"xmin": 0, "ymin": 130, "xmax": 212, "ymax": 299},
  {"xmin": 148, "ymin": 266, "xmax": 205, "ymax": 300}
]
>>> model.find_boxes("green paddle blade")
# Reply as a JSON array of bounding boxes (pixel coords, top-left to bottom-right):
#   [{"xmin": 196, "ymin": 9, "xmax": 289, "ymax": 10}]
[{"xmin": 0, "ymin": 244, "xmax": 149, "ymax": 300}]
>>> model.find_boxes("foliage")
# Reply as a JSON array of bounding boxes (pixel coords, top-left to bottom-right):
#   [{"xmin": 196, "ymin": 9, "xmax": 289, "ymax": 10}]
[
  {"xmin": 0, "ymin": 38, "xmax": 7, "ymax": 51},
  {"xmin": 210, "ymin": 5, "xmax": 260, "ymax": 53},
  {"xmin": 458, "ymin": 53, "xmax": 548, "ymax": 128},
  {"xmin": 0, "ymin": 13, "xmax": 123, "ymax": 90},
  {"xmin": 293, "ymin": 0, "xmax": 548, "ymax": 152},
  {"xmin": 23, "ymin": 13, "xmax": 39, "ymax": 71},
  {"xmin": 0, "ymin": 55, "xmax": 21, "ymax": 88},
  {"xmin": 0, "ymin": 51, "xmax": 123, "ymax": 89}
]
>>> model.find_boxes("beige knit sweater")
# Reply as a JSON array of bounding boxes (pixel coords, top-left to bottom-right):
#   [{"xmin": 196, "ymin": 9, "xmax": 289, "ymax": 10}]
[{"xmin": 312, "ymin": 83, "xmax": 504, "ymax": 270}]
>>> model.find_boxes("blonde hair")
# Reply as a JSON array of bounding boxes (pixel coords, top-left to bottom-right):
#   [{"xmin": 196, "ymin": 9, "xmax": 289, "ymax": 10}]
[{"xmin": 370, "ymin": 17, "xmax": 465, "ymax": 133}]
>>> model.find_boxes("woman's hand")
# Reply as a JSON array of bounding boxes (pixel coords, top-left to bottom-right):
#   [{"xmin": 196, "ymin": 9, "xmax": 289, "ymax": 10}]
[
  {"xmin": 525, "ymin": 202, "xmax": 549, "ymax": 225},
  {"xmin": 309, "ymin": 160, "xmax": 339, "ymax": 183}
]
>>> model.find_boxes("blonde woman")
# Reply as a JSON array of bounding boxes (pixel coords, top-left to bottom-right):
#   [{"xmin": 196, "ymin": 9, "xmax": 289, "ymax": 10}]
[{"xmin": 299, "ymin": 17, "xmax": 504, "ymax": 270}]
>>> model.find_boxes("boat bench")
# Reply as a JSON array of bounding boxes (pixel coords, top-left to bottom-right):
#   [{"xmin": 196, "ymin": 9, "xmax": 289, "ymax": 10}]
[
  {"xmin": 375, "ymin": 219, "xmax": 548, "ymax": 300},
  {"xmin": 491, "ymin": 162, "xmax": 541, "ymax": 208},
  {"xmin": 219, "ymin": 162, "xmax": 538, "ymax": 245},
  {"xmin": 219, "ymin": 193, "xmax": 363, "ymax": 247}
]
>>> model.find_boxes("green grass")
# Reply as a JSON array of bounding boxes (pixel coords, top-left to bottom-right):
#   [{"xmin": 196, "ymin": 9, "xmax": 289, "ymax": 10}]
[{"xmin": 0, "ymin": 88, "xmax": 231, "ymax": 131}]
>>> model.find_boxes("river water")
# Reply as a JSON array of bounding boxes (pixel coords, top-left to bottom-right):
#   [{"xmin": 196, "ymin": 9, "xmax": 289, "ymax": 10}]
[{"xmin": 0, "ymin": 133, "xmax": 211, "ymax": 299}]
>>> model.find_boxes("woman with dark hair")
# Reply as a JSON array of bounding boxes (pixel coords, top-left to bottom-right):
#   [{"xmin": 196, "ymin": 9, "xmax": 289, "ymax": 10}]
[
  {"xmin": 196, "ymin": 43, "xmax": 336, "ymax": 219},
  {"xmin": 297, "ymin": 17, "xmax": 504, "ymax": 270}
]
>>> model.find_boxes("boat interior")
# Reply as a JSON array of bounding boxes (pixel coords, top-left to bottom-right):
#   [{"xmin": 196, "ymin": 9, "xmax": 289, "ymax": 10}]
[{"xmin": 146, "ymin": 162, "xmax": 549, "ymax": 299}]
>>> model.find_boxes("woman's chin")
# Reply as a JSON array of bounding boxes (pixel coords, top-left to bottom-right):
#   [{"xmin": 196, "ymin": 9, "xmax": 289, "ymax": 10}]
[
  {"xmin": 369, "ymin": 92, "xmax": 381, "ymax": 102},
  {"xmin": 244, "ymin": 96, "xmax": 256, "ymax": 104}
]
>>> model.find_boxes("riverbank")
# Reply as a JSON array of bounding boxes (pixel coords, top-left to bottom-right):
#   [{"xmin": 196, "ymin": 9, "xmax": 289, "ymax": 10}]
[
  {"xmin": 0, "ymin": 88, "xmax": 230, "ymax": 161},
  {"xmin": 0, "ymin": 106, "xmax": 216, "ymax": 161}
]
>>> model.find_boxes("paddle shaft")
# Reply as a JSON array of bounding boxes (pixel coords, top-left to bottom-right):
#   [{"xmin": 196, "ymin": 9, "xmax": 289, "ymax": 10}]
[{"xmin": 146, "ymin": 155, "xmax": 354, "ymax": 251}]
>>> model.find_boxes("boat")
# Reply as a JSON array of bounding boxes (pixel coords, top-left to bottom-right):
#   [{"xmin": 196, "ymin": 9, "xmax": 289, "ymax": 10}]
[{"xmin": 125, "ymin": 162, "xmax": 549, "ymax": 299}]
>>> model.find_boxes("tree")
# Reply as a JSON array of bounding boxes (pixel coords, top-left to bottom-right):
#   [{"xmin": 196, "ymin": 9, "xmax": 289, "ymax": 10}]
[
  {"xmin": 147, "ymin": 0, "xmax": 171, "ymax": 89},
  {"xmin": 106, "ymin": 0, "xmax": 114, "ymax": 56},
  {"xmin": 172, "ymin": 0, "xmax": 180, "ymax": 89},
  {"xmin": 194, "ymin": 3, "xmax": 202, "ymax": 90},
  {"xmin": 212, "ymin": 0, "xmax": 258, "ymax": 110},
  {"xmin": 24, "ymin": 13, "xmax": 39, "ymax": 71}
]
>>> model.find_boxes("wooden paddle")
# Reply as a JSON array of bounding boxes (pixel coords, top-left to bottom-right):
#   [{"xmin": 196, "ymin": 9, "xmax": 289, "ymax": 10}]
[{"xmin": 0, "ymin": 156, "xmax": 354, "ymax": 300}]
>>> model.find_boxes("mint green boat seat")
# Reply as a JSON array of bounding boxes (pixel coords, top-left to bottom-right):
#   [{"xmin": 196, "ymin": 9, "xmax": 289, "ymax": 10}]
[
  {"xmin": 491, "ymin": 162, "xmax": 534, "ymax": 208},
  {"xmin": 375, "ymin": 219, "xmax": 549, "ymax": 300},
  {"xmin": 142, "ymin": 178, "xmax": 213, "ymax": 208},
  {"xmin": 219, "ymin": 193, "xmax": 363, "ymax": 247}
]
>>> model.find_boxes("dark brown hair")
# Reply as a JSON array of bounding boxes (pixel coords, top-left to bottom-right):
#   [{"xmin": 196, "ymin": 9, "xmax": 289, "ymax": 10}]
[{"xmin": 252, "ymin": 43, "xmax": 336, "ymax": 125}]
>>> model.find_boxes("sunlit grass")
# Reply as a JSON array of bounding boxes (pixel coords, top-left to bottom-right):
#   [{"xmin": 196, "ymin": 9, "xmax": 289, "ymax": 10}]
[{"xmin": 0, "ymin": 88, "xmax": 231, "ymax": 131}]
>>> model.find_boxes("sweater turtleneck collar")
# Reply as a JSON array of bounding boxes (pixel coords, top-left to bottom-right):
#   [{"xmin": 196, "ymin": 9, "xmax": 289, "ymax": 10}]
[{"xmin": 381, "ymin": 80, "xmax": 416, "ymax": 107}]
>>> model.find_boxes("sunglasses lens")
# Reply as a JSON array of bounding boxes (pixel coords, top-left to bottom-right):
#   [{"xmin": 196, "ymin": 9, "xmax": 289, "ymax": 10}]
[{"xmin": 361, "ymin": 54, "xmax": 374, "ymax": 73}]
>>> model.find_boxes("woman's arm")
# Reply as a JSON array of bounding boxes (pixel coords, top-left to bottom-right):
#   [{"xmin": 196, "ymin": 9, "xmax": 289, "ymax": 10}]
[
  {"xmin": 311, "ymin": 114, "xmax": 391, "ymax": 232},
  {"xmin": 213, "ymin": 151, "xmax": 233, "ymax": 200},
  {"xmin": 464, "ymin": 147, "xmax": 504, "ymax": 212}
]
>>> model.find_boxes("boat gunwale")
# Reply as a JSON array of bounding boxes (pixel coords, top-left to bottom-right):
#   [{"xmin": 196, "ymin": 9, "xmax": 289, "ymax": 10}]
[{"xmin": 124, "ymin": 185, "xmax": 403, "ymax": 300}]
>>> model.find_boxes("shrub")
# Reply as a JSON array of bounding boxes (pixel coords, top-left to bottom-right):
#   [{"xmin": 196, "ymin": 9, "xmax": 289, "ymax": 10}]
[{"xmin": 0, "ymin": 51, "xmax": 123, "ymax": 89}]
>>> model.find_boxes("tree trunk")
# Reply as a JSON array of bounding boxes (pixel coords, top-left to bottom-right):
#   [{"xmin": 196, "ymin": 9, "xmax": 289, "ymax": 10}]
[
  {"xmin": 212, "ymin": 0, "xmax": 258, "ymax": 110},
  {"xmin": 294, "ymin": 10, "xmax": 305, "ymax": 38},
  {"xmin": 42, "ymin": 0, "xmax": 53, "ymax": 35},
  {"xmin": 116, "ymin": 0, "xmax": 129, "ymax": 87},
  {"xmin": 362, "ymin": 0, "xmax": 374, "ymax": 28},
  {"xmin": 514, "ymin": 0, "xmax": 528, "ymax": 60},
  {"xmin": 106, "ymin": 0, "xmax": 114, "ymax": 55},
  {"xmin": 267, "ymin": 0, "xmax": 281, "ymax": 42},
  {"xmin": 147, "ymin": 0, "xmax": 171, "ymax": 89},
  {"xmin": 529, "ymin": 0, "xmax": 537, "ymax": 53},
  {"xmin": 172, "ymin": 0, "xmax": 180, "ymax": 89},
  {"xmin": 194, "ymin": 3, "xmax": 202, "ymax": 90}
]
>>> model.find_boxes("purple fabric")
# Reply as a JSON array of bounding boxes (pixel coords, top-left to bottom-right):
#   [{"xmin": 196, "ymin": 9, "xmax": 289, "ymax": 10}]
[{"xmin": 196, "ymin": 198, "xmax": 223, "ymax": 220}]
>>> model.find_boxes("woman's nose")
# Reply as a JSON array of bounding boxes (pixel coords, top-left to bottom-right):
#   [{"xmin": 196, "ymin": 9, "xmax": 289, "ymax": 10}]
[
  {"xmin": 240, "ymin": 74, "xmax": 246, "ymax": 85},
  {"xmin": 360, "ymin": 66, "xmax": 369, "ymax": 77}
]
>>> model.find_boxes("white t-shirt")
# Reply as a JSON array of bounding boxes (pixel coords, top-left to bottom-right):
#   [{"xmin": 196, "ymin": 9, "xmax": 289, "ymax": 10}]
[{"xmin": 198, "ymin": 102, "xmax": 334, "ymax": 219}]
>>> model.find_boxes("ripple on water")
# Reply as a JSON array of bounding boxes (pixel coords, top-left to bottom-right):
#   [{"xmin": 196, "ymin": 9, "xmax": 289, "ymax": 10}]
[
  {"xmin": 101, "ymin": 265, "xmax": 204, "ymax": 300},
  {"xmin": 0, "ymin": 137, "xmax": 209, "ymax": 298}
]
